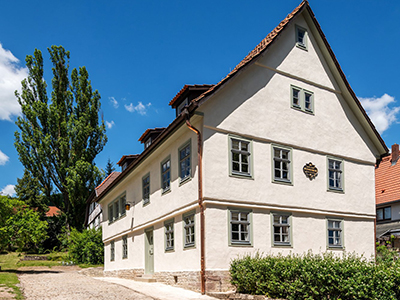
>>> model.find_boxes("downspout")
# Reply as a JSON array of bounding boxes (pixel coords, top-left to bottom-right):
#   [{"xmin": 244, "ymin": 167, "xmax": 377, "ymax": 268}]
[{"xmin": 183, "ymin": 108, "xmax": 205, "ymax": 294}]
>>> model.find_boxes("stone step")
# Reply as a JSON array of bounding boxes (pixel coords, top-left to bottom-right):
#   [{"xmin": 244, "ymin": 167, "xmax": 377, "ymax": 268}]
[{"xmin": 134, "ymin": 276, "xmax": 157, "ymax": 283}]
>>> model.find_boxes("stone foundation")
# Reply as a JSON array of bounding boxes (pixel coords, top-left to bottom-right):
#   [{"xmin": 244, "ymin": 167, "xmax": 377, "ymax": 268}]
[{"xmin": 104, "ymin": 268, "xmax": 144, "ymax": 279}]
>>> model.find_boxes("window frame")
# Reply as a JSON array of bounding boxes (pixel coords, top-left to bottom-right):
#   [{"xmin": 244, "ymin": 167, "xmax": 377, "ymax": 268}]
[
  {"xmin": 271, "ymin": 212, "xmax": 292, "ymax": 247},
  {"xmin": 178, "ymin": 140, "xmax": 192, "ymax": 184},
  {"xmin": 164, "ymin": 218, "xmax": 174, "ymax": 252},
  {"xmin": 110, "ymin": 240, "xmax": 115, "ymax": 261},
  {"xmin": 290, "ymin": 85, "xmax": 314, "ymax": 114},
  {"xmin": 228, "ymin": 208, "xmax": 252, "ymax": 246},
  {"xmin": 122, "ymin": 235, "xmax": 128, "ymax": 259},
  {"xmin": 160, "ymin": 156, "xmax": 171, "ymax": 194},
  {"xmin": 295, "ymin": 25, "xmax": 308, "ymax": 50},
  {"xmin": 108, "ymin": 192, "xmax": 127, "ymax": 224},
  {"xmin": 142, "ymin": 173, "xmax": 150, "ymax": 206},
  {"xmin": 377, "ymin": 206, "xmax": 391, "ymax": 221},
  {"xmin": 327, "ymin": 218, "xmax": 344, "ymax": 249},
  {"xmin": 272, "ymin": 144, "xmax": 293, "ymax": 185},
  {"xmin": 183, "ymin": 210, "xmax": 196, "ymax": 249},
  {"xmin": 229, "ymin": 135, "xmax": 253, "ymax": 179},
  {"xmin": 177, "ymin": 97, "xmax": 189, "ymax": 116},
  {"xmin": 327, "ymin": 157, "xmax": 344, "ymax": 193}
]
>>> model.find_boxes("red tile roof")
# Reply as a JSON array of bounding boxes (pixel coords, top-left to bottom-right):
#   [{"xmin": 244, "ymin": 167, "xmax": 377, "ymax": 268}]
[
  {"xmin": 169, "ymin": 84, "xmax": 215, "ymax": 107},
  {"xmin": 376, "ymin": 155, "xmax": 400, "ymax": 205},
  {"xmin": 138, "ymin": 128, "xmax": 166, "ymax": 142},
  {"xmin": 46, "ymin": 206, "xmax": 61, "ymax": 217},
  {"xmin": 95, "ymin": 172, "xmax": 121, "ymax": 197}
]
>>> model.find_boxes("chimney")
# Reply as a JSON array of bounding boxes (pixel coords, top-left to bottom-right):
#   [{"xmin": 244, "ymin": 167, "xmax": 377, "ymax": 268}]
[{"xmin": 392, "ymin": 144, "xmax": 399, "ymax": 164}]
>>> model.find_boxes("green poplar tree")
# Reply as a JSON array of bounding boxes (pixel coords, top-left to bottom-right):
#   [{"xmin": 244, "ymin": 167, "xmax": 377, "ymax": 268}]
[
  {"xmin": 14, "ymin": 46, "xmax": 107, "ymax": 230},
  {"xmin": 105, "ymin": 158, "xmax": 116, "ymax": 177}
]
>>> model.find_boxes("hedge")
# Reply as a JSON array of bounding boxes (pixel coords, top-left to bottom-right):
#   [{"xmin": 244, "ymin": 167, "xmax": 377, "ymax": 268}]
[{"xmin": 230, "ymin": 251, "xmax": 400, "ymax": 300}]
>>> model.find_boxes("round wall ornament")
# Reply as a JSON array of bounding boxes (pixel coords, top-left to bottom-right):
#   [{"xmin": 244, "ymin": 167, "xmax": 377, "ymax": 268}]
[{"xmin": 303, "ymin": 162, "xmax": 318, "ymax": 180}]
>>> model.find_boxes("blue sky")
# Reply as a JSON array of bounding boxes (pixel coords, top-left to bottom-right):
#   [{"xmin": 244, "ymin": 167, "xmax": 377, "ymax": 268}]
[{"xmin": 1, "ymin": 0, "xmax": 400, "ymax": 196}]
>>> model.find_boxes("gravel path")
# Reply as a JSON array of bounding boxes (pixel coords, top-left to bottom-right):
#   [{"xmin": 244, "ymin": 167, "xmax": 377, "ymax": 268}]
[{"xmin": 18, "ymin": 266, "xmax": 154, "ymax": 300}]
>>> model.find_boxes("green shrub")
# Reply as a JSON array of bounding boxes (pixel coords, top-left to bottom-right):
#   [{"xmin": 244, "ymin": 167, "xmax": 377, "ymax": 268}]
[
  {"xmin": 230, "ymin": 251, "xmax": 400, "ymax": 300},
  {"xmin": 67, "ymin": 227, "xmax": 103, "ymax": 265}
]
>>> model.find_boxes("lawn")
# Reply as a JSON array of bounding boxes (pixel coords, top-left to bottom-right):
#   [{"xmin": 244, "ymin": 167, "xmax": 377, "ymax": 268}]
[{"xmin": 0, "ymin": 252, "xmax": 24, "ymax": 299}]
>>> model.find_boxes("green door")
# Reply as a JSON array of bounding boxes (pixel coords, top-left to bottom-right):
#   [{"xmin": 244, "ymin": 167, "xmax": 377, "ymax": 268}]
[{"xmin": 145, "ymin": 228, "xmax": 154, "ymax": 274}]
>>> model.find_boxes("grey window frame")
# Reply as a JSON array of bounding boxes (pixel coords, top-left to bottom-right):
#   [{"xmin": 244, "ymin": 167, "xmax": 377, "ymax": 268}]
[
  {"xmin": 272, "ymin": 212, "xmax": 292, "ymax": 247},
  {"xmin": 229, "ymin": 208, "xmax": 252, "ymax": 246},
  {"xmin": 291, "ymin": 85, "xmax": 314, "ymax": 114},
  {"xmin": 229, "ymin": 135, "xmax": 253, "ymax": 178},
  {"xmin": 377, "ymin": 207, "xmax": 391, "ymax": 221},
  {"xmin": 295, "ymin": 25, "xmax": 308, "ymax": 50},
  {"xmin": 164, "ymin": 219, "xmax": 174, "ymax": 251},
  {"xmin": 161, "ymin": 156, "xmax": 171, "ymax": 194},
  {"xmin": 110, "ymin": 240, "xmax": 115, "ymax": 261},
  {"xmin": 183, "ymin": 210, "xmax": 195, "ymax": 248},
  {"xmin": 178, "ymin": 140, "xmax": 191, "ymax": 184},
  {"xmin": 108, "ymin": 193, "xmax": 126, "ymax": 224},
  {"xmin": 327, "ymin": 218, "xmax": 344, "ymax": 249},
  {"xmin": 272, "ymin": 144, "xmax": 292, "ymax": 184},
  {"xmin": 327, "ymin": 157, "xmax": 344, "ymax": 192},
  {"xmin": 122, "ymin": 235, "xmax": 128, "ymax": 259},
  {"xmin": 142, "ymin": 173, "xmax": 150, "ymax": 205}
]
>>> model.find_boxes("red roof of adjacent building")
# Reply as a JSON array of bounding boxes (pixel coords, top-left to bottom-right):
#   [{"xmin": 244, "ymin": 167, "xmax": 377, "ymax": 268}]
[
  {"xmin": 376, "ymin": 145, "xmax": 400, "ymax": 206},
  {"xmin": 95, "ymin": 172, "xmax": 121, "ymax": 197},
  {"xmin": 46, "ymin": 206, "xmax": 61, "ymax": 217}
]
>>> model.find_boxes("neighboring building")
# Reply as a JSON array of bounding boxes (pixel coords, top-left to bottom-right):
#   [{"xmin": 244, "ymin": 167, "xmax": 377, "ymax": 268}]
[
  {"xmin": 46, "ymin": 206, "xmax": 61, "ymax": 217},
  {"xmin": 375, "ymin": 144, "xmax": 400, "ymax": 247},
  {"xmin": 90, "ymin": 1, "xmax": 387, "ymax": 293}
]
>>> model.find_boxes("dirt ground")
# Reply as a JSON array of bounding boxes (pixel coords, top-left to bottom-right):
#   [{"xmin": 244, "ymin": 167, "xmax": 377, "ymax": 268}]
[{"xmin": 17, "ymin": 266, "xmax": 154, "ymax": 300}]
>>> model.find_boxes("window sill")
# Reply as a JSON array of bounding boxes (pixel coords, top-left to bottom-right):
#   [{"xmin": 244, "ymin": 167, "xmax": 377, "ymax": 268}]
[
  {"xmin": 229, "ymin": 173, "xmax": 253, "ymax": 180},
  {"xmin": 183, "ymin": 244, "xmax": 195, "ymax": 250},
  {"xmin": 296, "ymin": 43, "xmax": 308, "ymax": 51},
  {"xmin": 179, "ymin": 176, "xmax": 192, "ymax": 186},
  {"xmin": 272, "ymin": 179, "xmax": 293, "ymax": 186},
  {"xmin": 165, "ymin": 248, "xmax": 174, "ymax": 253},
  {"xmin": 291, "ymin": 106, "xmax": 314, "ymax": 115},
  {"xmin": 327, "ymin": 188, "xmax": 344, "ymax": 194},
  {"xmin": 143, "ymin": 200, "xmax": 150, "ymax": 207},
  {"xmin": 327, "ymin": 246, "xmax": 344, "ymax": 250},
  {"xmin": 162, "ymin": 188, "xmax": 171, "ymax": 196},
  {"xmin": 229, "ymin": 242, "xmax": 252, "ymax": 247},
  {"xmin": 272, "ymin": 244, "xmax": 292, "ymax": 248}
]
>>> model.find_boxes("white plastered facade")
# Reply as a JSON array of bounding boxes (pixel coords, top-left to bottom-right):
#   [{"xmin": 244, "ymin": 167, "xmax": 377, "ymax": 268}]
[{"xmin": 98, "ymin": 10, "xmax": 383, "ymax": 287}]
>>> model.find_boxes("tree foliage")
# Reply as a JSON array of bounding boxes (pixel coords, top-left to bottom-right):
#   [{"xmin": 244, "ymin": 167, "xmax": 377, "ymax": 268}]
[
  {"xmin": 14, "ymin": 46, "xmax": 107, "ymax": 229},
  {"xmin": 68, "ymin": 227, "xmax": 104, "ymax": 265},
  {"xmin": 0, "ymin": 195, "xmax": 48, "ymax": 252},
  {"xmin": 105, "ymin": 158, "xmax": 115, "ymax": 177}
]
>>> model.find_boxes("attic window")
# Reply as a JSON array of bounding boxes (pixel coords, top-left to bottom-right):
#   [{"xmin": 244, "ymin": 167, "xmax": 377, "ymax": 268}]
[
  {"xmin": 145, "ymin": 138, "xmax": 152, "ymax": 149},
  {"xmin": 296, "ymin": 25, "xmax": 307, "ymax": 50},
  {"xmin": 177, "ymin": 98, "xmax": 189, "ymax": 116}
]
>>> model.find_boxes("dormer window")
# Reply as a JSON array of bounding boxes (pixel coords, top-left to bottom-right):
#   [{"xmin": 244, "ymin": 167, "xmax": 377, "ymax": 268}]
[
  {"xmin": 177, "ymin": 97, "xmax": 189, "ymax": 116},
  {"xmin": 122, "ymin": 162, "xmax": 128, "ymax": 171},
  {"xmin": 145, "ymin": 138, "xmax": 152, "ymax": 149},
  {"xmin": 296, "ymin": 25, "xmax": 307, "ymax": 50}
]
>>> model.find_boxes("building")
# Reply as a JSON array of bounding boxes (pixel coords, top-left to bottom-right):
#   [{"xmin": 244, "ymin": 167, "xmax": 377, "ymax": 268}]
[
  {"xmin": 90, "ymin": 1, "xmax": 388, "ymax": 293},
  {"xmin": 375, "ymin": 144, "xmax": 400, "ymax": 247}
]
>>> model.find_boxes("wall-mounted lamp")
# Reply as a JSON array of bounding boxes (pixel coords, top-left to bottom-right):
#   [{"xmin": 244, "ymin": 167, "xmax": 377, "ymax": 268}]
[{"xmin": 125, "ymin": 201, "xmax": 134, "ymax": 211}]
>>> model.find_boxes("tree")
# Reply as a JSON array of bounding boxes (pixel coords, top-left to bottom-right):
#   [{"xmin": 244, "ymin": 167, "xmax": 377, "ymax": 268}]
[
  {"xmin": 105, "ymin": 158, "xmax": 116, "ymax": 176},
  {"xmin": 0, "ymin": 195, "xmax": 48, "ymax": 252},
  {"xmin": 14, "ymin": 46, "xmax": 107, "ymax": 230},
  {"xmin": 15, "ymin": 169, "xmax": 48, "ymax": 216}
]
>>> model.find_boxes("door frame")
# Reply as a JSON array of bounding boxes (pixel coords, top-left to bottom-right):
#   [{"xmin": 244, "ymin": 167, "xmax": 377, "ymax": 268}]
[{"xmin": 144, "ymin": 227, "xmax": 154, "ymax": 274}]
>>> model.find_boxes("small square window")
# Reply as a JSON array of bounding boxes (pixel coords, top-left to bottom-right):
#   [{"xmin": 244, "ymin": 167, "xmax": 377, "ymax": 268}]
[
  {"xmin": 165, "ymin": 220, "xmax": 174, "ymax": 251},
  {"xmin": 291, "ymin": 86, "xmax": 314, "ymax": 113},
  {"xmin": 179, "ymin": 142, "xmax": 191, "ymax": 182},
  {"xmin": 273, "ymin": 145, "xmax": 292, "ymax": 184},
  {"xmin": 272, "ymin": 213, "xmax": 291, "ymax": 246},
  {"xmin": 377, "ymin": 207, "xmax": 391, "ymax": 221},
  {"xmin": 296, "ymin": 25, "xmax": 307, "ymax": 50},
  {"xmin": 229, "ymin": 209, "xmax": 251, "ymax": 245},
  {"xmin": 328, "ymin": 158, "xmax": 343, "ymax": 191},
  {"xmin": 183, "ymin": 212, "xmax": 195, "ymax": 248},
  {"xmin": 142, "ymin": 174, "xmax": 150, "ymax": 205},
  {"xmin": 327, "ymin": 219, "xmax": 343, "ymax": 248}
]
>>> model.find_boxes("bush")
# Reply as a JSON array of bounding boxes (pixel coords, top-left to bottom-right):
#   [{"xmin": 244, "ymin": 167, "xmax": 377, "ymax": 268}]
[
  {"xmin": 68, "ymin": 227, "xmax": 103, "ymax": 265},
  {"xmin": 230, "ymin": 251, "xmax": 400, "ymax": 300}
]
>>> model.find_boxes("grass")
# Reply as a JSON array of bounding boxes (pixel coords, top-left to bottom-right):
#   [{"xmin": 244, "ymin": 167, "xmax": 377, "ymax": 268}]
[{"xmin": 0, "ymin": 252, "xmax": 24, "ymax": 299}]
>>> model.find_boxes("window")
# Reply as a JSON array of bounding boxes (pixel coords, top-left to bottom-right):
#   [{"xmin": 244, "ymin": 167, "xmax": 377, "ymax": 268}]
[
  {"xmin": 179, "ymin": 141, "xmax": 191, "ymax": 182},
  {"xmin": 327, "ymin": 219, "xmax": 343, "ymax": 248},
  {"xmin": 161, "ymin": 157, "xmax": 171, "ymax": 193},
  {"xmin": 272, "ymin": 213, "xmax": 291, "ymax": 246},
  {"xmin": 122, "ymin": 235, "xmax": 128, "ymax": 259},
  {"xmin": 108, "ymin": 193, "xmax": 127, "ymax": 223},
  {"xmin": 328, "ymin": 158, "xmax": 343, "ymax": 191},
  {"xmin": 142, "ymin": 174, "xmax": 150, "ymax": 205},
  {"xmin": 177, "ymin": 98, "xmax": 189, "ymax": 116},
  {"xmin": 230, "ymin": 136, "xmax": 252, "ymax": 177},
  {"xmin": 145, "ymin": 138, "xmax": 152, "ymax": 149},
  {"xmin": 229, "ymin": 209, "xmax": 251, "ymax": 245},
  {"xmin": 291, "ymin": 86, "xmax": 314, "ymax": 113},
  {"xmin": 296, "ymin": 25, "xmax": 307, "ymax": 50},
  {"xmin": 273, "ymin": 145, "xmax": 292, "ymax": 183},
  {"xmin": 110, "ymin": 241, "xmax": 115, "ymax": 261},
  {"xmin": 377, "ymin": 207, "xmax": 391, "ymax": 221},
  {"xmin": 165, "ymin": 219, "xmax": 174, "ymax": 251},
  {"xmin": 183, "ymin": 212, "xmax": 195, "ymax": 248}
]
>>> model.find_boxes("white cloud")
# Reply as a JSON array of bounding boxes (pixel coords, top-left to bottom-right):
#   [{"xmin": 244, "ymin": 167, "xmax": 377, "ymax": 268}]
[
  {"xmin": 109, "ymin": 96, "xmax": 119, "ymax": 108},
  {"xmin": 0, "ymin": 150, "xmax": 9, "ymax": 165},
  {"xmin": 1, "ymin": 184, "xmax": 15, "ymax": 197},
  {"xmin": 105, "ymin": 120, "xmax": 115, "ymax": 129},
  {"xmin": 359, "ymin": 94, "xmax": 400, "ymax": 134},
  {"xmin": 0, "ymin": 43, "xmax": 28, "ymax": 121},
  {"xmin": 124, "ymin": 101, "xmax": 151, "ymax": 115}
]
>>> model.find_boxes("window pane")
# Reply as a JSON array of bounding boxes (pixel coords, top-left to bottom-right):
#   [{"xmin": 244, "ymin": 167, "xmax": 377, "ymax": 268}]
[
  {"xmin": 240, "ymin": 213, "xmax": 248, "ymax": 221},
  {"xmin": 274, "ymin": 149, "xmax": 280, "ymax": 158},
  {"xmin": 231, "ymin": 212, "xmax": 239, "ymax": 221},
  {"xmin": 232, "ymin": 153, "xmax": 240, "ymax": 162},
  {"xmin": 376, "ymin": 209, "xmax": 383, "ymax": 220},
  {"xmin": 232, "ymin": 140, "xmax": 239, "ymax": 150},
  {"xmin": 242, "ymin": 164, "xmax": 248, "ymax": 173},
  {"xmin": 384, "ymin": 207, "xmax": 391, "ymax": 219},
  {"xmin": 275, "ymin": 169, "xmax": 281, "ymax": 178},
  {"xmin": 241, "ymin": 142, "xmax": 248, "ymax": 151}
]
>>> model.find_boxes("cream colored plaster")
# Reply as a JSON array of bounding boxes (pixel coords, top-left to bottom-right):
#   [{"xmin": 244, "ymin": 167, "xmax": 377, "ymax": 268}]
[{"xmin": 204, "ymin": 206, "xmax": 375, "ymax": 270}]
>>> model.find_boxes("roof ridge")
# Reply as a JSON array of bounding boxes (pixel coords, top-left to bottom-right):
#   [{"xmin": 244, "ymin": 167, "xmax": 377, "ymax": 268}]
[{"xmin": 96, "ymin": 171, "xmax": 121, "ymax": 190}]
